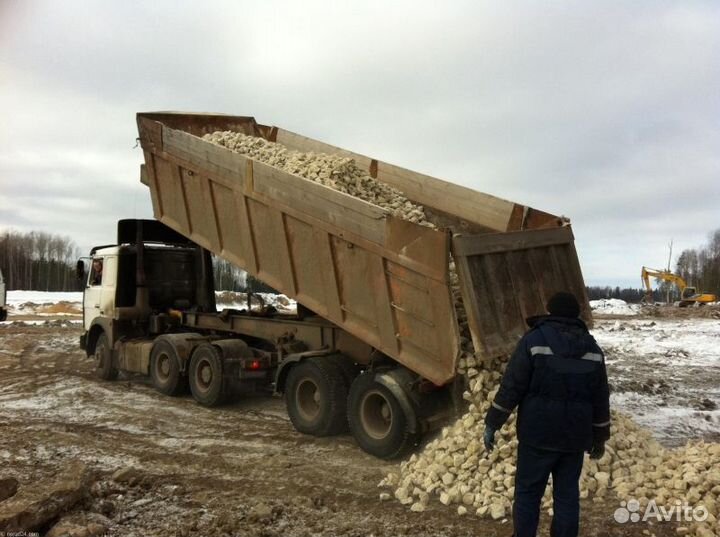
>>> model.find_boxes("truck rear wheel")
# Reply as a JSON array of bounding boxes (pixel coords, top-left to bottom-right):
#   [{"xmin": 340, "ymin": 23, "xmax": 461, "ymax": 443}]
[
  {"xmin": 150, "ymin": 340, "xmax": 188, "ymax": 396},
  {"xmin": 347, "ymin": 373, "xmax": 418, "ymax": 459},
  {"xmin": 285, "ymin": 357, "xmax": 348, "ymax": 436},
  {"xmin": 94, "ymin": 333, "xmax": 118, "ymax": 381},
  {"xmin": 189, "ymin": 344, "xmax": 225, "ymax": 406}
]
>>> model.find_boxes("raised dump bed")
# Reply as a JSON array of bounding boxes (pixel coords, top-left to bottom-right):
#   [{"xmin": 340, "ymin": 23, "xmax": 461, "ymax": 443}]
[{"xmin": 136, "ymin": 112, "xmax": 590, "ymax": 386}]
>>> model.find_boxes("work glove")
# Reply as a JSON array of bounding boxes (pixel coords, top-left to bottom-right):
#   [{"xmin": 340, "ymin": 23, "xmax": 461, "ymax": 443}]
[
  {"xmin": 588, "ymin": 440, "xmax": 605, "ymax": 460},
  {"xmin": 483, "ymin": 427, "xmax": 497, "ymax": 453}
]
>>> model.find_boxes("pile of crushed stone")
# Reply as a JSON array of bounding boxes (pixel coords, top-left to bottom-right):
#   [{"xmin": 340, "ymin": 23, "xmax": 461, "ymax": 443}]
[
  {"xmin": 380, "ymin": 346, "xmax": 720, "ymax": 537},
  {"xmin": 204, "ymin": 131, "xmax": 432, "ymax": 226}
]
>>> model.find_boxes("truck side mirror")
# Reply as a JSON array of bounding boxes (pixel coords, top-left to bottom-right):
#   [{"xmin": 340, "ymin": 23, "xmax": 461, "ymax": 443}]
[{"xmin": 76, "ymin": 260, "xmax": 86, "ymax": 281}]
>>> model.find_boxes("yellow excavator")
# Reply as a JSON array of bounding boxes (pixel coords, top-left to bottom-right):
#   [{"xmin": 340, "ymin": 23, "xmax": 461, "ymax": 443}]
[{"xmin": 641, "ymin": 266, "xmax": 717, "ymax": 307}]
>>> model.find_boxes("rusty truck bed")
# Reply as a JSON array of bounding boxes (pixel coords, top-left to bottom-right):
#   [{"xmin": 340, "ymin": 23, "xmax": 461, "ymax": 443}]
[{"xmin": 136, "ymin": 112, "xmax": 590, "ymax": 385}]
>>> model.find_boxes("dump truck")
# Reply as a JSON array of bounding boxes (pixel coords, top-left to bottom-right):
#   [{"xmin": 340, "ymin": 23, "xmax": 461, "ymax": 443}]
[
  {"xmin": 78, "ymin": 111, "xmax": 590, "ymax": 459},
  {"xmin": 0, "ymin": 269, "xmax": 7, "ymax": 322}
]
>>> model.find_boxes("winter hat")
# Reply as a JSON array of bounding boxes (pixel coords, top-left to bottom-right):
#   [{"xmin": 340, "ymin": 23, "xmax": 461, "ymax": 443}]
[{"xmin": 547, "ymin": 292, "xmax": 580, "ymax": 318}]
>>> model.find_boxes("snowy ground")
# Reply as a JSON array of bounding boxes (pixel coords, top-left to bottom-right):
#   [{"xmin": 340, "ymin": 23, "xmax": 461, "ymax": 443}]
[
  {"xmin": 5, "ymin": 290, "xmax": 84, "ymax": 316},
  {"xmin": 590, "ymin": 298, "xmax": 641, "ymax": 316},
  {"xmin": 213, "ymin": 290, "xmax": 297, "ymax": 313},
  {"xmin": 3, "ymin": 290, "xmax": 296, "ymax": 317},
  {"xmin": 592, "ymin": 316, "xmax": 720, "ymax": 446},
  {"xmin": 6, "ymin": 290, "xmax": 83, "ymax": 305}
]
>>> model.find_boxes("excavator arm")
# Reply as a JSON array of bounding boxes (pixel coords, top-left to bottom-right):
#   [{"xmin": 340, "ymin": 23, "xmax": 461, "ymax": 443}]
[
  {"xmin": 641, "ymin": 267, "xmax": 688, "ymax": 303},
  {"xmin": 641, "ymin": 267, "xmax": 654, "ymax": 303}
]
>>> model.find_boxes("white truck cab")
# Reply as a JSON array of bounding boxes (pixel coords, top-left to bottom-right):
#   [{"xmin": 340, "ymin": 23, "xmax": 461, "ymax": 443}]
[
  {"xmin": 82, "ymin": 247, "xmax": 118, "ymax": 332},
  {"xmin": 0, "ymin": 269, "xmax": 7, "ymax": 321},
  {"xmin": 78, "ymin": 220, "xmax": 218, "ymax": 381}
]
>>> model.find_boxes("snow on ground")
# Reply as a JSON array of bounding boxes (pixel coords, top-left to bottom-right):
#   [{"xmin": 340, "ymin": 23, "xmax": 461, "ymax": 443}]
[
  {"xmin": 6, "ymin": 290, "xmax": 84, "ymax": 316},
  {"xmin": 7, "ymin": 290, "xmax": 83, "ymax": 315},
  {"xmin": 596, "ymin": 318, "xmax": 720, "ymax": 366},
  {"xmin": 593, "ymin": 318, "xmax": 720, "ymax": 446},
  {"xmin": 589, "ymin": 298, "xmax": 640, "ymax": 316},
  {"xmin": 6, "ymin": 290, "xmax": 83, "ymax": 305},
  {"xmin": 215, "ymin": 291, "xmax": 296, "ymax": 313},
  {"xmin": 3, "ymin": 290, "xmax": 296, "ymax": 317}
]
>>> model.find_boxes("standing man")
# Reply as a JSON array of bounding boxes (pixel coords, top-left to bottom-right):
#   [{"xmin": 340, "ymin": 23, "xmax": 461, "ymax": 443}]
[{"xmin": 483, "ymin": 292, "xmax": 610, "ymax": 537}]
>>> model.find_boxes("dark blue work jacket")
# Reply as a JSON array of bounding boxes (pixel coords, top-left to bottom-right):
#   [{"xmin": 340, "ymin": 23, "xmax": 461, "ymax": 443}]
[{"xmin": 485, "ymin": 316, "xmax": 610, "ymax": 453}]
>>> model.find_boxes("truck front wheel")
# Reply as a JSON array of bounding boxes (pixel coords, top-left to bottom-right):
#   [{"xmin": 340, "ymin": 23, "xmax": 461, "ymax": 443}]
[
  {"xmin": 188, "ymin": 344, "xmax": 225, "ymax": 406},
  {"xmin": 347, "ymin": 373, "xmax": 418, "ymax": 459},
  {"xmin": 285, "ymin": 357, "xmax": 348, "ymax": 436},
  {"xmin": 94, "ymin": 333, "xmax": 118, "ymax": 381},
  {"xmin": 150, "ymin": 340, "xmax": 188, "ymax": 396}
]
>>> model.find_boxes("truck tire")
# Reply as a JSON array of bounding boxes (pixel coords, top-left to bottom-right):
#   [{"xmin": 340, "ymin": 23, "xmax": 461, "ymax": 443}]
[
  {"xmin": 0, "ymin": 309, "xmax": 6, "ymax": 322},
  {"xmin": 188, "ymin": 343, "xmax": 225, "ymax": 407},
  {"xmin": 150, "ymin": 340, "xmax": 188, "ymax": 396},
  {"xmin": 94, "ymin": 333, "xmax": 118, "ymax": 381},
  {"xmin": 285, "ymin": 357, "xmax": 348, "ymax": 436},
  {"xmin": 347, "ymin": 372, "xmax": 418, "ymax": 459}
]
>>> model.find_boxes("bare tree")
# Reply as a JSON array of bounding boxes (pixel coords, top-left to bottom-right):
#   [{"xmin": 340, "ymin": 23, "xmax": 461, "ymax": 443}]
[{"xmin": 675, "ymin": 227, "xmax": 720, "ymax": 297}]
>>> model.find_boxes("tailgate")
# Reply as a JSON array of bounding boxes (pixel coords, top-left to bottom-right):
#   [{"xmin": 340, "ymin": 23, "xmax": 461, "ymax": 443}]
[{"xmin": 452, "ymin": 226, "xmax": 591, "ymax": 359}]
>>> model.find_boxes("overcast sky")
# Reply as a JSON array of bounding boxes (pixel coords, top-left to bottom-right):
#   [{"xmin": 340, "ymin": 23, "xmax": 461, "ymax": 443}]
[{"xmin": 1, "ymin": 0, "xmax": 718, "ymax": 287}]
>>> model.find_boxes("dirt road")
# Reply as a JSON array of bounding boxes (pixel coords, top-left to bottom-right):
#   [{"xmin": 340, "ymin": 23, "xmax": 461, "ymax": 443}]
[{"xmin": 0, "ymin": 321, "xmax": 680, "ymax": 537}]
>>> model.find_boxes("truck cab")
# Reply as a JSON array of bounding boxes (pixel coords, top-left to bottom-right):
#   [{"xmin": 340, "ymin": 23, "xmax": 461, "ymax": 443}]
[
  {"xmin": 82, "ymin": 247, "xmax": 118, "ymax": 333},
  {"xmin": 78, "ymin": 220, "xmax": 217, "ymax": 376}
]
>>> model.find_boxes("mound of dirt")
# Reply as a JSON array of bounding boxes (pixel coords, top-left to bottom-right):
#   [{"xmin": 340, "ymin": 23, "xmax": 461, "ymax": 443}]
[
  {"xmin": 640, "ymin": 305, "xmax": 720, "ymax": 319},
  {"xmin": 14, "ymin": 301, "xmax": 40, "ymax": 312},
  {"xmin": 0, "ymin": 461, "xmax": 92, "ymax": 532},
  {"xmin": 37, "ymin": 301, "xmax": 82, "ymax": 315}
]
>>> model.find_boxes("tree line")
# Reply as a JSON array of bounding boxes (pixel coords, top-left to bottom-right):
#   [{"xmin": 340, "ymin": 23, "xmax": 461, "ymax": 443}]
[
  {"xmin": 585, "ymin": 286, "xmax": 662, "ymax": 303},
  {"xmin": 0, "ymin": 230, "xmax": 80, "ymax": 291},
  {"xmin": 0, "ymin": 230, "xmax": 278, "ymax": 294},
  {"xmin": 675, "ymin": 228, "xmax": 720, "ymax": 297},
  {"xmin": 0, "ymin": 228, "xmax": 283, "ymax": 294}
]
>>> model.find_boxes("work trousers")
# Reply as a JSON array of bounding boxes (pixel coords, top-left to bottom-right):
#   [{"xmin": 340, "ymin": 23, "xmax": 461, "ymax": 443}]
[{"xmin": 513, "ymin": 442, "xmax": 584, "ymax": 537}]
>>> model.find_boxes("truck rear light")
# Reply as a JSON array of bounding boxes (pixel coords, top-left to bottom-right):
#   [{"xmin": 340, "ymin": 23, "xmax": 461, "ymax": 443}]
[{"xmin": 242, "ymin": 358, "xmax": 265, "ymax": 370}]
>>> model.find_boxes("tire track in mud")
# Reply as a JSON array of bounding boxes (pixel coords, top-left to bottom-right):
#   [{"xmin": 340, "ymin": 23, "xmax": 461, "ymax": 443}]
[{"xmin": 0, "ymin": 324, "xmax": 385, "ymax": 478}]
